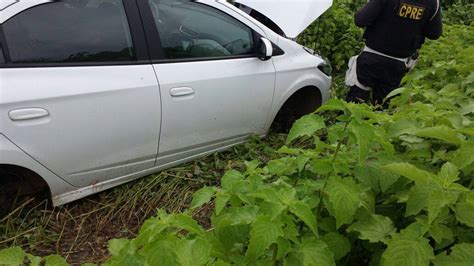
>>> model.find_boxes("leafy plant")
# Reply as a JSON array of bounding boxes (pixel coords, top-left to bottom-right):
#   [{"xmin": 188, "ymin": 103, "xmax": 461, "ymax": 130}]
[{"xmin": 298, "ymin": 0, "xmax": 364, "ymax": 72}]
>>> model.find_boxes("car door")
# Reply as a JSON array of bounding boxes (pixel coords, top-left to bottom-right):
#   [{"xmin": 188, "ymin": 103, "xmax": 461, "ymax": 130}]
[
  {"xmin": 0, "ymin": 0, "xmax": 161, "ymax": 187},
  {"xmin": 141, "ymin": 0, "xmax": 276, "ymax": 163}
]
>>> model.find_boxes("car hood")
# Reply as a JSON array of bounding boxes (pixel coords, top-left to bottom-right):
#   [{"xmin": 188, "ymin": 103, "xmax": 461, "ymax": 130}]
[{"xmin": 234, "ymin": 0, "xmax": 333, "ymax": 38}]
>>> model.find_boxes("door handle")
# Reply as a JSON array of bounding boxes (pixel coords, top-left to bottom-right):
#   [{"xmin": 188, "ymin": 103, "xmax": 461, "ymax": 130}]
[
  {"xmin": 170, "ymin": 87, "xmax": 194, "ymax": 97},
  {"xmin": 9, "ymin": 108, "xmax": 49, "ymax": 121}
]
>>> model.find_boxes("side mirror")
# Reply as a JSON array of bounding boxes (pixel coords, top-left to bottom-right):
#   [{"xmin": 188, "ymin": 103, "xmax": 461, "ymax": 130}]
[{"xmin": 257, "ymin": 37, "xmax": 273, "ymax": 61}]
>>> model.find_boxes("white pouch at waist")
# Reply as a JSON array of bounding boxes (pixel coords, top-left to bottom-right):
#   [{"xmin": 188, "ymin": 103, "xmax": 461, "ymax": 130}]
[{"xmin": 345, "ymin": 55, "xmax": 371, "ymax": 91}]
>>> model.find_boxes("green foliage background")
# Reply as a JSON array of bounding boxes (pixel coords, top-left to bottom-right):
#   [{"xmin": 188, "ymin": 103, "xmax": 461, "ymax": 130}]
[
  {"xmin": 298, "ymin": 0, "xmax": 473, "ymax": 73},
  {"xmin": 1, "ymin": 1, "xmax": 473, "ymax": 265}
]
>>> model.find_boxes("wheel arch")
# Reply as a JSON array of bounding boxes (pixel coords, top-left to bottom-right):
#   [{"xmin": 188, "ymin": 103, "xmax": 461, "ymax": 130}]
[
  {"xmin": 268, "ymin": 85, "xmax": 323, "ymax": 132},
  {"xmin": 0, "ymin": 134, "xmax": 75, "ymax": 206},
  {"xmin": 0, "ymin": 164, "xmax": 51, "ymax": 198}
]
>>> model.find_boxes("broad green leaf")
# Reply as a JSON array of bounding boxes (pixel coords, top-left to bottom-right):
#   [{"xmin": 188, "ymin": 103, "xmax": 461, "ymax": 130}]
[
  {"xmin": 190, "ymin": 186, "xmax": 215, "ymax": 209},
  {"xmin": 321, "ymin": 232, "xmax": 351, "ymax": 260},
  {"xmin": 144, "ymin": 239, "xmax": 178, "ymax": 266},
  {"xmin": 348, "ymin": 214, "xmax": 396, "ymax": 243},
  {"xmin": 406, "ymin": 184, "xmax": 431, "ymax": 216},
  {"xmin": 398, "ymin": 221, "xmax": 429, "ymax": 240},
  {"xmin": 385, "ymin": 87, "xmax": 406, "ymax": 100},
  {"xmin": 215, "ymin": 259, "xmax": 231, "ymax": 266},
  {"xmin": 246, "ymin": 215, "xmax": 283, "ymax": 261},
  {"xmin": 171, "ymin": 214, "xmax": 204, "ymax": 235},
  {"xmin": 289, "ymin": 201, "xmax": 318, "ymax": 236},
  {"xmin": 0, "ymin": 247, "xmax": 26, "ymax": 265},
  {"xmin": 379, "ymin": 169, "xmax": 400, "ymax": 192},
  {"xmin": 245, "ymin": 160, "xmax": 260, "ymax": 173},
  {"xmin": 374, "ymin": 130, "xmax": 395, "ymax": 155},
  {"xmin": 381, "ymin": 237, "xmax": 433, "ymax": 266},
  {"xmin": 108, "ymin": 238, "xmax": 130, "ymax": 256},
  {"xmin": 135, "ymin": 214, "xmax": 170, "ymax": 245},
  {"xmin": 354, "ymin": 164, "xmax": 381, "ymax": 192},
  {"xmin": 260, "ymin": 201, "xmax": 286, "ymax": 220},
  {"xmin": 278, "ymin": 187, "xmax": 297, "ymax": 206},
  {"xmin": 27, "ymin": 254, "xmax": 42, "ymax": 266},
  {"xmin": 433, "ymin": 243, "xmax": 474, "ymax": 266},
  {"xmin": 44, "ymin": 255, "xmax": 68, "ymax": 266},
  {"xmin": 276, "ymin": 237, "xmax": 291, "ymax": 260},
  {"xmin": 429, "ymin": 223, "xmax": 453, "ymax": 244},
  {"xmin": 452, "ymin": 141, "xmax": 474, "ymax": 171},
  {"xmin": 215, "ymin": 206, "xmax": 259, "ymax": 227},
  {"xmin": 213, "ymin": 222, "xmax": 250, "ymax": 252},
  {"xmin": 215, "ymin": 191, "xmax": 230, "ymax": 215},
  {"xmin": 221, "ymin": 170, "xmax": 246, "ymax": 192},
  {"xmin": 415, "ymin": 126, "xmax": 463, "ymax": 145},
  {"xmin": 106, "ymin": 252, "xmax": 147, "ymax": 266},
  {"xmin": 298, "ymin": 238, "xmax": 335, "ymax": 266},
  {"xmin": 427, "ymin": 189, "xmax": 457, "ymax": 223},
  {"xmin": 455, "ymin": 201, "xmax": 474, "ymax": 227},
  {"xmin": 346, "ymin": 102, "xmax": 377, "ymax": 123},
  {"xmin": 316, "ymin": 98, "xmax": 347, "ymax": 112},
  {"xmin": 266, "ymin": 157, "xmax": 299, "ymax": 176},
  {"xmin": 253, "ymin": 188, "xmax": 280, "ymax": 207},
  {"xmin": 277, "ymin": 146, "xmax": 303, "ymax": 155},
  {"xmin": 350, "ymin": 120, "xmax": 375, "ymax": 162},
  {"xmin": 296, "ymin": 156, "xmax": 310, "ymax": 172},
  {"xmin": 383, "ymin": 163, "xmax": 434, "ymax": 185},
  {"xmin": 307, "ymin": 159, "xmax": 333, "ymax": 175},
  {"xmin": 388, "ymin": 119, "xmax": 418, "ymax": 138},
  {"xmin": 318, "ymin": 217, "xmax": 337, "ymax": 233},
  {"xmin": 325, "ymin": 176, "xmax": 363, "ymax": 228},
  {"xmin": 438, "ymin": 162, "xmax": 460, "ymax": 185},
  {"xmin": 176, "ymin": 238, "xmax": 212, "ymax": 266},
  {"xmin": 287, "ymin": 115, "xmax": 325, "ymax": 144}
]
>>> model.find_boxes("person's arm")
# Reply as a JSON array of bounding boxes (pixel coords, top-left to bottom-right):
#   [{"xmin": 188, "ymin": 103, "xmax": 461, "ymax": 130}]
[
  {"xmin": 354, "ymin": 0, "xmax": 385, "ymax": 28},
  {"xmin": 423, "ymin": 7, "xmax": 443, "ymax": 40}
]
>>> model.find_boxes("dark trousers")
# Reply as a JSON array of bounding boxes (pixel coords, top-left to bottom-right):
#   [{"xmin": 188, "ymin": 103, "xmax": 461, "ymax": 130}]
[{"xmin": 346, "ymin": 52, "xmax": 407, "ymax": 107}]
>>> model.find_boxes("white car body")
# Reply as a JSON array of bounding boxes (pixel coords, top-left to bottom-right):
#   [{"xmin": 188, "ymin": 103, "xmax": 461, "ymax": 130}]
[{"xmin": 0, "ymin": 0, "xmax": 331, "ymax": 206}]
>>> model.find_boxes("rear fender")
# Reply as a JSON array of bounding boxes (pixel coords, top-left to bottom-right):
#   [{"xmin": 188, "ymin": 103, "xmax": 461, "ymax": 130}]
[{"xmin": 0, "ymin": 134, "xmax": 75, "ymax": 206}]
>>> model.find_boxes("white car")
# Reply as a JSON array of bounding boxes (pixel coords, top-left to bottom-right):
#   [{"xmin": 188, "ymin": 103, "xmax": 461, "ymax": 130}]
[{"xmin": 0, "ymin": 0, "xmax": 332, "ymax": 209}]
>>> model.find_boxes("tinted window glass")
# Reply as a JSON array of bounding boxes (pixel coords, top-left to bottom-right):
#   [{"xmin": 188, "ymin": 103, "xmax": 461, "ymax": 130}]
[
  {"xmin": 0, "ymin": 46, "xmax": 4, "ymax": 64},
  {"xmin": 148, "ymin": 0, "xmax": 254, "ymax": 59},
  {"xmin": 3, "ymin": 0, "xmax": 135, "ymax": 64}
]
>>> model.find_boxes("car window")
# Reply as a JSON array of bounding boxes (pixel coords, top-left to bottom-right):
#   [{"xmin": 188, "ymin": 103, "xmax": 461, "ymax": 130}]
[
  {"xmin": 0, "ymin": 46, "xmax": 4, "ymax": 64},
  {"xmin": 148, "ymin": 0, "xmax": 254, "ymax": 60},
  {"xmin": 2, "ymin": 0, "xmax": 135, "ymax": 64}
]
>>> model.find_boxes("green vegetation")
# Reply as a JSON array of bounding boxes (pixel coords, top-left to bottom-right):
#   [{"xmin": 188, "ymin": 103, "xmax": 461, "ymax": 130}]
[
  {"xmin": 1, "ymin": 1, "xmax": 473, "ymax": 265},
  {"xmin": 298, "ymin": 0, "xmax": 364, "ymax": 72}
]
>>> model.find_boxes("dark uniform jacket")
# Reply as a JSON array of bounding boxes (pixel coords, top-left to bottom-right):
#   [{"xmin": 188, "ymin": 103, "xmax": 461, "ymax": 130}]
[{"xmin": 355, "ymin": 0, "xmax": 443, "ymax": 58}]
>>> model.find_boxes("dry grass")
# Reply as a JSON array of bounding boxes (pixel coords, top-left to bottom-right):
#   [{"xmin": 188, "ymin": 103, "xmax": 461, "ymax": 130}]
[{"xmin": 0, "ymin": 134, "xmax": 286, "ymax": 264}]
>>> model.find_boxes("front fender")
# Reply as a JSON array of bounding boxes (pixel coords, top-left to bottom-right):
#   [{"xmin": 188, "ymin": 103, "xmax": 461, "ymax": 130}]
[{"xmin": 264, "ymin": 70, "xmax": 331, "ymax": 131}]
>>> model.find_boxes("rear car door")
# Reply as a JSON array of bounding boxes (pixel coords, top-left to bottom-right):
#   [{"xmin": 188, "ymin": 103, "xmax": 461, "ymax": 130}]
[
  {"xmin": 140, "ymin": 0, "xmax": 276, "ymax": 163},
  {"xmin": 0, "ymin": 0, "xmax": 161, "ymax": 187}
]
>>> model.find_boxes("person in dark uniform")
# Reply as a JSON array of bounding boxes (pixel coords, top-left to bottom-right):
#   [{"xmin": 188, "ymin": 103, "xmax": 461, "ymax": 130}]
[{"xmin": 346, "ymin": 0, "xmax": 443, "ymax": 107}]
